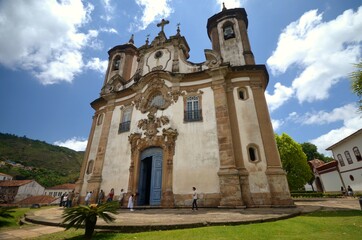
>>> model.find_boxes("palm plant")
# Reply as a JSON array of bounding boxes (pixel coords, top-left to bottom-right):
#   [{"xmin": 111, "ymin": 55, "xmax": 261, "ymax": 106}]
[
  {"xmin": 62, "ymin": 201, "xmax": 118, "ymax": 239},
  {"xmin": 350, "ymin": 61, "xmax": 362, "ymax": 111},
  {"xmin": 0, "ymin": 207, "xmax": 15, "ymax": 219}
]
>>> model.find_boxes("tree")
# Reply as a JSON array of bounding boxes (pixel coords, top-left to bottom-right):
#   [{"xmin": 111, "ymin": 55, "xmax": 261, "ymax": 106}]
[
  {"xmin": 300, "ymin": 142, "xmax": 334, "ymax": 162},
  {"xmin": 275, "ymin": 133, "xmax": 313, "ymax": 191},
  {"xmin": 301, "ymin": 142, "xmax": 319, "ymax": 161},
  {"xmin": 62, "ymin": 201, "xmax": 119, "ymax": 239},
  {"xmin": 350, "ymin": 61, "xmax": 362, "ymax": 111}
]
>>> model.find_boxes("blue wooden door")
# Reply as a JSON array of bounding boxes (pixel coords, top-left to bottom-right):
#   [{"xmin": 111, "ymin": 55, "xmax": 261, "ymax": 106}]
[
  {"xmin": 150, "ymin": 149, "xmax": 162, "ymax": 205},
  {"xmin": 138, "ymin": 147, "xmax": 163, "ymax": 206}
]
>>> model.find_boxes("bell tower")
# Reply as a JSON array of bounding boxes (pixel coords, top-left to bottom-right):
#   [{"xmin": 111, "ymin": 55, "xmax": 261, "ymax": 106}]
[{"xmin": 207, "ymin": 6, "xmax": 255, "ymax": 66}]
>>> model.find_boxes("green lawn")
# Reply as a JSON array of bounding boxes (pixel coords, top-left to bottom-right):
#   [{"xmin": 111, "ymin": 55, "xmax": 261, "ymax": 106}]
[
  {"xmin": 33, "ymin": 210, "xmax": 362, "ymax": 240},
  {"xmin": 0, "ymin": 207, "xmax": 32, "ymax": 229},
  {"xmin": 0, "ymin": 206, "xmax": 53, "ymax": 230}
]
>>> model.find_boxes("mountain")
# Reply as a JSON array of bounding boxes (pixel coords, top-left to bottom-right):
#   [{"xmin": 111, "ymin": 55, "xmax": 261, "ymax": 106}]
[{"xmin": 0, "ymin": 133, "xmax": 84, "ymax": 187}]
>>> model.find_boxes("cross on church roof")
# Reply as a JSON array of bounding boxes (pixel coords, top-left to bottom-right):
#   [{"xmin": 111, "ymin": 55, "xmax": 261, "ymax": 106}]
[{"xmin": 157, "ymin": 19, "xmax": 170, "ymax": 32}]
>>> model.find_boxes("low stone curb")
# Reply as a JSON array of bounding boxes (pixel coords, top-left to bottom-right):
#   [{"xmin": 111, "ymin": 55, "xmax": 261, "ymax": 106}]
[{"xmin": 24, "ymin": 209, "xmax": 303, "ymax": 233}]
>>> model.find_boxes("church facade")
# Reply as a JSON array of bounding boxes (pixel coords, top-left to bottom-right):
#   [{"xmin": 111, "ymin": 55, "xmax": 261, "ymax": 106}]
[{"xmin": 76, "ymin": 7, "xmax": 293, "ymax": 208}]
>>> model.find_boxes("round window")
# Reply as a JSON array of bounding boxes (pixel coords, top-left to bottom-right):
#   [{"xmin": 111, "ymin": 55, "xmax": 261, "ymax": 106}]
[
  {"xmin": 154, "ymin": 51, "xmax": 163, "ymax": 59},
  {"xmin": 349, "ymin": 175, "xmax": 354, "ymax": 181}
]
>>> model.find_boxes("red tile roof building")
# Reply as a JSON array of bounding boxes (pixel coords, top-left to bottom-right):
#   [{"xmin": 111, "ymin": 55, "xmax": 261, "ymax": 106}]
[{"xmin": 0, "ymin": 180, "xmax": 45, "ymax": 203}]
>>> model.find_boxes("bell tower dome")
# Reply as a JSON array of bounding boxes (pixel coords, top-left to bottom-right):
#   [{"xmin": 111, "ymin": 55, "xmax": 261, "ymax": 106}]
[{"xmin": 207, "ymin": 6, "xmax": 255, "ymax": 66}]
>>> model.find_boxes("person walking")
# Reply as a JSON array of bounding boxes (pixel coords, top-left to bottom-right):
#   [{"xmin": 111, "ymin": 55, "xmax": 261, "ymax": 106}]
[
  {"xmin": 128, "ymin": 194, "xmax": 134, "ymax": 211},
  {"xmin": 67, "ymin": 190, "xmax": 75, "ymax": 208},
  {"xmin": 85, "ymin": 191, "xmax": 92, "ymax": 205},
  {"xmin": 118, "ymin": 189, "xmax": 125, "ymax": 207},
  {"xmin": 62, "ymin": 194, "xmax": 68, "ymax": 208},
  {"xmin": 98, "ymin": 189, "xmax": 105, "ymax": 204},
  {"xmin": 192, "ymin": 187, "xmax": 198, "ymax": 211},
  {"xmin": 106, "ymin": 188, "xmax": 115, "ymax": 202},
  {"xmin": 59, "ymin": 193, "xmax": 65, "ymax": 207}
]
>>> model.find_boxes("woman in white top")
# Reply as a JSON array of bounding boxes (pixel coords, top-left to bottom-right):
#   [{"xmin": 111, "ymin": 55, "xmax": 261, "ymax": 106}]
[{"xmin": 128, "ymin": 194, "xmax": 134, "ymax": 211}]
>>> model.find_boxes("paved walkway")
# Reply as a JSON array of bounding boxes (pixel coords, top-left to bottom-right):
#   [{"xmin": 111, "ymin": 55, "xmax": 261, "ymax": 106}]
[{"xmin": 0, "ymin": 198, "xmax": 360, "ymax": 239}]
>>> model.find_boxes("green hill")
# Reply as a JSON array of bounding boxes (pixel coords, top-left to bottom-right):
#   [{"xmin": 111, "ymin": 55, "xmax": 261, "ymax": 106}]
[{"xmin": 0, "ymin": 133, "xmax": 84, "ymax": 187}]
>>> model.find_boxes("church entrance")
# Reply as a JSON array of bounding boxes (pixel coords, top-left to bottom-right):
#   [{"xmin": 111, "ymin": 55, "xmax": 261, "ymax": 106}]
[{"xmin": 138, "ymin": 147, "xmax": 163, "ymax": 206}]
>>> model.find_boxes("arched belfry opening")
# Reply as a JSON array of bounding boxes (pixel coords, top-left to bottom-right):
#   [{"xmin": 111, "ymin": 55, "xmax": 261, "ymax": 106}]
[{"xmin": 223, "ymin": 21, "xmax": 235, "ymax": 40}]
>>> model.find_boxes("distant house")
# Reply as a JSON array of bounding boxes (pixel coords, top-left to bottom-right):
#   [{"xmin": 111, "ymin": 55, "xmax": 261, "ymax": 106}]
[
  {"xmin": 305, "ymin": 159, "xmax": 342, "ymax": 193},
  {"xmin": 44, "ymin": 183, "xmax": 76, "ymax": 204},
  {"xmin": 0, "ymin": 180, "xmax": 45, "ymax": 203},
  {"xmin": 16, "ymin": 195, "xmax": 57, "ymax": 207},
  {"xmin": 326, "ymin": 128, "xmax": 362, "ymax": 193},
  {"xmin": 0, "ymin": 172, "xmax": 13, "ymax": 181}
]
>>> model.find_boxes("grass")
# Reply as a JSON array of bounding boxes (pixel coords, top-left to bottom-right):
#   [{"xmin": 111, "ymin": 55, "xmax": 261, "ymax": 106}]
[
  {"xmin": 33, "ymin": 210, "xmax": 362, "ymax": 240},
  {"xmin": 0, "ymin": 207, "xmax": 31, "ymax": 229},
  {"xmin": 0, "ymin": 206, "xmax": 53, "ymax": 230}
]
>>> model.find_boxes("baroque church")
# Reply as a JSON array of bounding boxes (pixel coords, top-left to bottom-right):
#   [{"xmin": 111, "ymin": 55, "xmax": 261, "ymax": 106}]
[{"xmin": 76, "ymin": 6, "xmax": 294, "ymax": 208}]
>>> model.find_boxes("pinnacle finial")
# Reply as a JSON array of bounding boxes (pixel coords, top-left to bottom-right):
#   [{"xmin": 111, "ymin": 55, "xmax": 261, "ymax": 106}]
[
  {"xmin": 176, "ymin": 23, "xmax": 180, "ymax": 35},
  {"xmin": 222, "ymin": 2, "xmax": 226, "ymax": 11},
  {"xmin": 145, "ymin": 34, "xmax": 150, "ymax": 45},
  {"xmin": 129, "ymin": 34, "xmax": 134, "ymax": 44}
]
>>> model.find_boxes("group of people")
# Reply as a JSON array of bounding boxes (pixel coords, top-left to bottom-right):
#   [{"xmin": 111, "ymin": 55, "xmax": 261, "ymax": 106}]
[
  {"xmin": 341, "ymin": 185, "xmax": 354, "ymax": 196},
  {"xmin": 96, "ymin": 188, "xmax": 126, "ymax": 205},
  {"xmin": 81, "ymin": 186, "xmax": 200, "ymax": 211},
  {"xmin": 59, "ymin": 190, "xmax": 78, "ymax": 208}
]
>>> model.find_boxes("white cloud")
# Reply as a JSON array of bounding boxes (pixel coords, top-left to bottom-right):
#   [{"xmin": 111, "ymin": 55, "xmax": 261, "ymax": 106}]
[
  {"xmin": 0, "ymin": 0, "xmax": 95, "ymax": 85},
  {"xmin": 100, "ymin": 0, "xmax": 114, "ymax": 22},
  {"xmin": 271, "ymin": 119, "xmax": 283, "ymax": 131},
  {"xmin": 100, "ymin": 27, "xmax": 118, "ymax": 34},
  {"xmin": 267, "ymin": 7, "xmax": 362, "ymax": 109},
  {"xmin": 215, "ymin": 0, "xmax": 245, "ymax": 10},
  {"xmin": 86, "ymin": 58, "xmax": 108, "ymax": 74},
  {"xmin": 133, "ymin": 0, "xmax": 173, "ymax": 31},
  {"xmin": 290, "ymin": 103, "xmax": 362, "ymax": 156},
  {"xmin": 290, "ymin": 103, "xmax": 358, "ymax": 125},
  {"xmin": 265, "ymin": 82, "xmax": 294, "ymax": 112},
  {"xmin": 54, "ymin": 137, "xmax": 88, "ymax": 151},
  {"xmin": 310, "ymin": 115, "xmax": 361, "ymax": 156}
]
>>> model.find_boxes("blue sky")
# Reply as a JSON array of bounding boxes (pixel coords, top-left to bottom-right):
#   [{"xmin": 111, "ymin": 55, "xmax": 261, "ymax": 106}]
[{"xmin": 0, "ymin": 0, "xmax": 361, "ymax": 156}]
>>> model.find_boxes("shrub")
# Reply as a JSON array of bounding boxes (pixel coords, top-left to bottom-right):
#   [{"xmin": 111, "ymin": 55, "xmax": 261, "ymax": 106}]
[{"xmin": 62, "ymin": 201, "xmax": 118, "ymax": 239}]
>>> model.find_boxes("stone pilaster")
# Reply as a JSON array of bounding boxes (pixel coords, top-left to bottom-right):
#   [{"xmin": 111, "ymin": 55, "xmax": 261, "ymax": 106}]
[
  {"xmin": 250, "ymin": 79, "xmax": 294, "ymax": 206},
  {"xmin": 211, "ymin": 71, "xmax": 244, "ymax": 208},
  {"xmin": 87, "ymin": 102, "xmax": 115, "ymax": 202}
]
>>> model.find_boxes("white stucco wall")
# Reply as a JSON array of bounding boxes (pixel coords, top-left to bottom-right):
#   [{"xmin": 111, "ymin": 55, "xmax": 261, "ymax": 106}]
[
  {"xmin": 320, "ymin": 171, "xmax": 343, "ymax": 192},
  {"xmin": 341, "ymin": 170, "xmax": 362, "ymax": 192},
  {"xmin": 15, "ymin": 181, "xmax": 45, "ymax": 202},
  {"xmin": 330, "ymin": 131, "xmax": 362, "ymax": 192},
  {"xmin": 143, "ymin": 46, "xmax": 174, "ymax": 74},
  {"xmin": 233, "ymin": 85, "xmax": 269, "ymax": 193},
  {"xmin": 172, "ymin": 87, "xmax": 220, "ymax": 194}
]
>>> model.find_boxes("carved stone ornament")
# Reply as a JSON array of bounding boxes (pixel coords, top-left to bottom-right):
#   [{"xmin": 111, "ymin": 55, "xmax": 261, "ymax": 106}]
[
  {"xmin": 168, "ymin": 90, "xmax": 184, "ymax": 102},
  {"xmin": 137, "ymin": 111, "xmax": 170, "ymax": 139},
  {"xmin": 152, "ymin": 65, "xmax": 163, "ymax": 71},
  {"xmin": 133, "ymin": 78, "xmax": 183, "ymax": 113},
  {"xmin": 101, "ymin": 74, "xmax": 125, "ymax": 95},
  {"xmin": 204, "ymin": 49, "xmax": 222, "ymax": 68}
]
